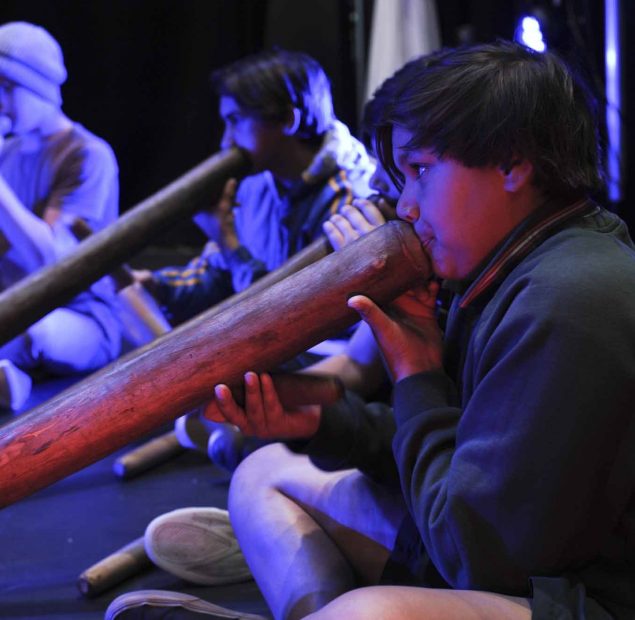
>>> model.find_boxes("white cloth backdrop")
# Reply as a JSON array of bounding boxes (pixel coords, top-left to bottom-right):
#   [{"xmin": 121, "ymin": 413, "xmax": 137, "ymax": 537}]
[{"xmin": 365, "ymin": 0, "xmax": 441, "ymax": 103}]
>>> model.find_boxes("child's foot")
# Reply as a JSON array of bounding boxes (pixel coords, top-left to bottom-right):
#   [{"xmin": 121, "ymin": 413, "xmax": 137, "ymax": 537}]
[{"xmin": 0, "ymin": 359, "xmax": 32, "ymax": 411}]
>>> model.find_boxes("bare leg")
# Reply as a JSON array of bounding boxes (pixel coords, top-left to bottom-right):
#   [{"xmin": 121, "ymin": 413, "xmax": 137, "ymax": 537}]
[
  {"xmin": 0, "ymin": 308, "xmax": 118, "ymax": 373},
  {"xmin": 229, "ymin": 443, "xmax": 406, "ymax": 620},
  {"xmin": 306, "ymin": 585, "xmax": 532, "ymax": 620}
]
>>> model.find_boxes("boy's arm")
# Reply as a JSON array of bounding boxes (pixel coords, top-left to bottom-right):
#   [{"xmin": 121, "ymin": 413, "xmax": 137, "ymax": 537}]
[
  {"xmin": 151, "ymin": 255, "xmax": 234, "ymax": 325},
  {"xmin": 0, "ymin": 135, "xmax": 118, "ymax": 274},
  {"xmin": 205, "ymin": 370, "xmax": 399, "ymax": 486},
  {"xmin": 0, "ymin": 174, "xmax": 57, "ymax": 270},
  {"xmin": 381, "ymin": 278, "xmax": 635, "ymax": 593}
]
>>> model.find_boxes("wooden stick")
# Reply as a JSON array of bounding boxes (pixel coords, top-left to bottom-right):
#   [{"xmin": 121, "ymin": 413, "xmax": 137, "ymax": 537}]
[
  {"xmin": 0, "ymin": 147, "xmax": 251, "ymax": 345},
  {"xmin": 116, "ymin": 283, "xmax": 173, "ymax": 344},
  {"xmin": 0, "ymin": 221, "xmax": 430, "ymax": 508},
  {"xmin": 112, "ymin": 431, "xmax": 185, "ymax": 479},
  {"xmin": 77, "ymin": 536, "xmax": 151, "ymax": 597}
]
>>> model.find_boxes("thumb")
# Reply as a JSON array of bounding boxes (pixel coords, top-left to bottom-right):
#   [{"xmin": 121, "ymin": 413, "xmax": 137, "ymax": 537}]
[{"xmin": 348, "ymin": 294, "xmax": 391, "ymax": 336}]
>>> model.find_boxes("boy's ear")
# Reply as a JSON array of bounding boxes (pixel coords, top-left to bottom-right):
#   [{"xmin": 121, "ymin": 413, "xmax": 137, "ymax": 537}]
[
  {"xmin": 283, "ymin": 107, "xmax": 302, "ymax": 136},
  {"xmin": 501, "ymin": 159, "xmax": 533, "ymax": 192}
]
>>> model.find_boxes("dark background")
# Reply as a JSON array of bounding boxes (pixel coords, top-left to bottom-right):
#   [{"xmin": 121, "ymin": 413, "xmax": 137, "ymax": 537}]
[{"xmin": 1, "ymin": 0, "xmax": 629, "ymax": 247}]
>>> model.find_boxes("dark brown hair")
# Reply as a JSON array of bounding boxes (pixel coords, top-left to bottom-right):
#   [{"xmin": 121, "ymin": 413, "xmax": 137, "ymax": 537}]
[
  {"xmin": 212, "ymin": 49, "xmax": 335, "ymax": 144},
  {"xmin": 367, "ymin": 41, "xmax": 603, "ymax": 200}
]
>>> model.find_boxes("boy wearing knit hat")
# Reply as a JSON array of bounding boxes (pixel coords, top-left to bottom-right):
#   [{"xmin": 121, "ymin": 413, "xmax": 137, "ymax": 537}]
[{"xmin": 0, "ymin": 22, "xmax": 121, "ymax": 411}]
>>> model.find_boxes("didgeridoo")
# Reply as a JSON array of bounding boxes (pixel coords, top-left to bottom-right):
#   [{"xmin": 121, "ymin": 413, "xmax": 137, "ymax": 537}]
[
  {"xmin": 0, "ymin": 147, "xmax": 251, "ymax": 346},
  {"xmin": 0, "ymin": 220, "xmax": 430, "ymax": 508}
]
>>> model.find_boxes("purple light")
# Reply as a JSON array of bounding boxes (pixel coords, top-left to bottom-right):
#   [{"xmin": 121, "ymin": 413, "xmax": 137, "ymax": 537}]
[{"xmin": 605, "ymin": 0, "xmax": 622, "ymax": 201}]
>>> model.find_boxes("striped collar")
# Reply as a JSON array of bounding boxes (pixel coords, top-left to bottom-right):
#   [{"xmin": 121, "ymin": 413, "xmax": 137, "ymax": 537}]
[{"xmin": 458, "ymin": 198, "xmax": 596, "ymax": 310}]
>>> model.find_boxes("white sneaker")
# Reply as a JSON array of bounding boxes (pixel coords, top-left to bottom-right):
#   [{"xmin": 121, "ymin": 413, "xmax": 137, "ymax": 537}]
[
  {"xmin": 144, "ymin": 507, "xmax": 252, "ymax": 586},
  {"xmin": 0, "ymin": 360, "xmax": 32, "ymax": 411}
]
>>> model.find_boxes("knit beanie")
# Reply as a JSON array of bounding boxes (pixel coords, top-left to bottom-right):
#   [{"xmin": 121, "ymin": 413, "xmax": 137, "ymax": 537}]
[{"xmin": 0, "ymin": 22, "xmax": 67, "ymax": 105}]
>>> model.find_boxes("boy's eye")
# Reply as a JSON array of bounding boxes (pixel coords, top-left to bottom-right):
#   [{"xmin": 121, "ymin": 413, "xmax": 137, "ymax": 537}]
[{"xmin": 411, "ymin": 165, "xmax": 428, "ymax": 180}]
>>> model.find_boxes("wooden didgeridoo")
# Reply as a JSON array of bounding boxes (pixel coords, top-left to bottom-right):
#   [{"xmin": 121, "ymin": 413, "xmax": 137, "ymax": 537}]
[
  {"xmin": 0, "ymin": 221, "xmax": 430, "ymax": 509},
  {"xmin": 112, "ymin": 235, "xmax": 331, "ymax": 478},
  {"xmin": 0, "ymin": 147, "xmax": 251, "ymax": 346}
]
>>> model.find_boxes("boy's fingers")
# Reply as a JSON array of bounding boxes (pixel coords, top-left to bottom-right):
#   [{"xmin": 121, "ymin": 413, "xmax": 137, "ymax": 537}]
[
  {"xmin": 214, "ymin": 383, "xmax": 247, "ymax": 429},
  {"xmin": 340, "ymin": 204, "xmax": 378, "ymax": 233},
  {"xmin": 322, "ymin": 220, "xmax": 345, "ymax": 250},
  {"xmin": 351, "ymin": 199, "xmax": 386, "ymax": 226},
  {"xmin": 259, "ymin": 373, "xmax": 284, "ymax": 434},
  {"xmin": 243, "ymin": 371, "xmax": 265, "ymax": 433}
]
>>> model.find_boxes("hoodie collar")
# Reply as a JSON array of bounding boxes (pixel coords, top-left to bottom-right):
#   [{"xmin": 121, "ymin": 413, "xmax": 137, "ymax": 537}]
[{"xmin": 457, "ymin": 198, "xmax": 596, "ymax": 310}]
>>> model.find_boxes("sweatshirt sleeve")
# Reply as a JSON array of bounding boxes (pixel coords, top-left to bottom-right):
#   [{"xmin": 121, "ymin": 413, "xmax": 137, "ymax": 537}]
[
  {"xmin": 288, "ymin": 389, "xmax": 399, "ymax": 487},
  {"xmin": 391, "ymin": 275, "xmax": 635, "ymax": 594},
  {"xmin": 153, "ymin": 256, "xmax": 234, "ymax": 325},
  {"xmin": 223, "ymin": 245, "xmax": 269, "ymax": 293}
]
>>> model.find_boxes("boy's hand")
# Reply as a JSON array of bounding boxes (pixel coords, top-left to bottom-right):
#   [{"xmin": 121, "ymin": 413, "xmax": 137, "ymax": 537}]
[
  {"xmin": 131, "ymin": 268, "xmax": 159, "ymax": 296},
  {"xmin": 214, "ymin": 178, "xmax": 239, "ymax": 251},
  {"xmin": 204, "ymin": 372, "xmax": 322, "ymax": 440},
  {"xmin": 348, "ymin": 280, "xmax": 443, "ymax": 382},
  {"xmin": 323, "ymin": 197, "xmax": 394, "ymax": 250}
]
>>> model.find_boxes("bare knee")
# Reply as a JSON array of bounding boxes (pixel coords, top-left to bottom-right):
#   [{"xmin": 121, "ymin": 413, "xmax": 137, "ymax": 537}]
[
  {"xmin": 228, "ymin": 443, "xmax": 296, "ymax": 520},
  {"xmin": 305, "ymin": 588, "xmax": 396, "ymax": 620},
  {"xmin": 306, "ymin": 586, "xmax": 532, "ymax": 620},
  {"xmin": 230, "ymin": 443, "xmax": 290, "ymax": 494}
]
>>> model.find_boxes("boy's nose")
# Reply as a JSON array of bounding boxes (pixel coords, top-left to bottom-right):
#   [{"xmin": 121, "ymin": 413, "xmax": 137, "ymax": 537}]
[{"xmin": 396, "ymin": 191, "xmax": 420, "ymax": 223}]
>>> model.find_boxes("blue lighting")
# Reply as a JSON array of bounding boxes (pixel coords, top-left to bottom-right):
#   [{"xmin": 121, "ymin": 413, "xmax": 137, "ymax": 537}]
[
  {"xmin": 605, "ymin": 0, "xmax": 622, "ymax": 202},
  {"xmin": 516, "ymin": 15, "xmax": 546, "ymax": 52}
]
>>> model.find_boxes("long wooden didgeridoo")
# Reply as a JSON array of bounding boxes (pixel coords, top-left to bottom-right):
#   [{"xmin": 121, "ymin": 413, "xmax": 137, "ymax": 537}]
[
  {"xmin": 0, "ymin": 147, "xmax": 251, "ymax": 346},
  {"xmin": 69, "ymin": 213, "xmax": 331, "ymax": 478},
  {"xmin": 113, "ymin": 236, "xmax": 332, "ymax": 478},
  {"xmin": 0, "ymin": 221, "xmax": 430, "ymax": 509}
]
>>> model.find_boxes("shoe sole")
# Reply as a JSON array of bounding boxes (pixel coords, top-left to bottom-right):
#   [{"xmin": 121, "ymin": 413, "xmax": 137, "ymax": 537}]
[
  {"xmin": 105, "ymin": 589, "xmax": 267, "ymax": 619},
  {"xmin": 145, "ymin": 507, "xmax": 252, "ymax": 586}
]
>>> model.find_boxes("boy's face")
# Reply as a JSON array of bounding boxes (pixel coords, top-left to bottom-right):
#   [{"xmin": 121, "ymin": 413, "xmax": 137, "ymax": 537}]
[
  {"xmin": 392, "ymin": 124, "xmax": 515, "ymax": 280},
  {"xmin": 219, "ymin": 96, "xmax": 286, "ymax": 173},
  {"xmin": 0, "ymin": 78, "xmax": 49, "ymax": 135}
]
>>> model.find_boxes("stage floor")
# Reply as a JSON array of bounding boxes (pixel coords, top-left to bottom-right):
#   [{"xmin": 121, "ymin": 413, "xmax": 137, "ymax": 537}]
[{"xmin": 0, "ymin": 376, "xmax": 270, "ymax": 620}]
